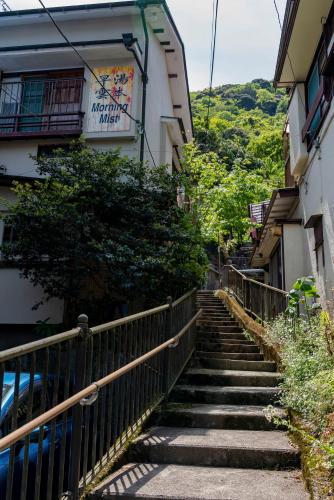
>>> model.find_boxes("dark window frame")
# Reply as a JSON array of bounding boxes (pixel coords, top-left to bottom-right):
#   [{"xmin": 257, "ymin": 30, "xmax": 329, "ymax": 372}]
[
  {"xmin": 303, "ymin": 40, "xmax": 333, "ymax": 148},
  {"xmin": 2, "ymin": 220, "xmax": 16, "ymax": 245},
  {"xmin": 304, "ymin": 214, "xmax": 325, "ymax": 272},
  {"xmin": 302, "ymin": 3, "xmax": 334, "ymax": 149}
]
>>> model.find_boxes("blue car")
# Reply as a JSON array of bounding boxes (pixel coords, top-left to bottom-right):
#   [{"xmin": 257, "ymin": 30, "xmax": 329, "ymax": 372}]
[{"xmin": 0, "ymin": 372, "xmax": 71, "ymax": 499}]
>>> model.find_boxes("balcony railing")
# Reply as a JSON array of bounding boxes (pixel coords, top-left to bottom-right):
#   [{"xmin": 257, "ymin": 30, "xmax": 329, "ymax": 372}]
[{"xmin": 0, "ymin": 78, "xmax": 84, "ymax": 138}]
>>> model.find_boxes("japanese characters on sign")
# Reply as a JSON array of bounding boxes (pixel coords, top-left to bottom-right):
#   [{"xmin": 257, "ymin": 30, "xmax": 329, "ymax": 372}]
[{"xmin": 87, "ymin": 65, "xmax": 135, "ymax": 133}]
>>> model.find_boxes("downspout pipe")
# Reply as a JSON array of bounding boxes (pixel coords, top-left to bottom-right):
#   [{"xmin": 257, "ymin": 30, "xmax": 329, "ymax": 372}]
[{"xmin": 138, "ymin": 2, "xmax": 149, "ymax": 164}]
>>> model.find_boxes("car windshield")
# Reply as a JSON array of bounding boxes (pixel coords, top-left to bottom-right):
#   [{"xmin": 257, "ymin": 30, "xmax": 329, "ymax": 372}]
[{"xmin": 2, "ymin": 384, "xmax": 11, "ymax": 400}]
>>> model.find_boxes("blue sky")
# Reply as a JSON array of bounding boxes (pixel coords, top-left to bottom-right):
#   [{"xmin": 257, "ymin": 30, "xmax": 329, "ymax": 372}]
[{"xmin": 9, "ymin": 0, "xmax": 287, "ymax": 90}]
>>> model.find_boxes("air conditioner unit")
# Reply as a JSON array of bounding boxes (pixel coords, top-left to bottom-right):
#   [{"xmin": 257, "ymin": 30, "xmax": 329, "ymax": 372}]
[{"xmin": 0, "ymin": 165, "xmax": 7, "ymax": 175}]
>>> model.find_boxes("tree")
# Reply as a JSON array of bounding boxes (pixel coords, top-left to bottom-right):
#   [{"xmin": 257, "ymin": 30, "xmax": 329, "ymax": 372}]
[
  {"xmin": 183, "ymin": 144, "xmax": 271, "ymax": 245},
  {"xmin": 1, "ymin": 141, "xmax": 207, "ymax": 325},
  {"xmin": 188, "ymin": 80, "xmax": 287, "ymax": 246}
]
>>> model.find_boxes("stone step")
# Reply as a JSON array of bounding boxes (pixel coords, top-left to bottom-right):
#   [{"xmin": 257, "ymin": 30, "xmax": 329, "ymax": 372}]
[
  {"xmin": 180, "ymin": 368, "xmax": 281, "ymax": 388},
  {"xmin": 195, "ymin": 357, "xmax": 277, "ymax": 372},
  {"xmin": 197, "ymin": 342, "xmax": 260, "ymax": 353},
  {"xmin": 197, "ymin": 307, "xmax": 229, "ymax": 313},
  {"xmin": 197, "ymin": 307, "xmax": 230, "ymax": 313},
  {"xmin": 200, "ymin": 315, "xmax": 235, "ymax": 321},
  {"xmin": 200, "ymin": 314, "xmax": 236, "ymax": 319},
  {"xmin": 198, "ymin": 319, "xmax": 242, "ymax": 327},
  {"xmin": 200, "ymin": 310, "xmax": 233, "ymax": 315},
  {"xmin": 197, "ymin": 337, "xmax": 255, "ymax": 346},
  {"xmin": 197, "ymin": 325, "xmax": 244, "ymax": 333},
  {"xmin": 89, "ymin": 463, "xmax": 308, "ymax": 499},
  {"xmin": 198, "ymin": 320, "xmax": 240, "ymax": 328},
  {"xmin": 196, "ymin": 302, "xmax": 227, "ymax": 307},
  {"xmin": 196, "ymin": 331, "xmax": 247, "ymax": 340},
  {"xmin": 171, "ymin": 385, "xmax": 280, "ymax": 406},
  {"xmin": 196, "ymin": 350, "xmax": 264, "ymax": 361},
  {"xmin": 129, "ymin": 427, "xmax": 300, "ymax": 470},
  {"xmin": 196, "ymin": 297, "xmax": 223, "ymax": 300},
  {"xmin": 199, "ymin": 316, "xmax": 232, "ymax": 320},
  {"xmin": 155, "ymin": 403, "xmax": 286, "ymax": 431},
  {"xmin": 197, "ymin": 302, "xmax": 223, "ymax": 304}
]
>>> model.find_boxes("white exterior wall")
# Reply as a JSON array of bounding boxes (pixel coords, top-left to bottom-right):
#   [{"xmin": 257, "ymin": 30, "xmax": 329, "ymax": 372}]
[
  {"xmin": 0, "ymin": 15, "xmax": 143, "ymax": 53},
  {"xmin": 299, "ymin": 100, "xmax": 334, "ymax": 306},
  {"xmin": 288, "ymin": 85, "xmax": 308, "ymax": 177},
  {"xmin": 0, "ymin": 9, "xmax": 184, "ymax": 326},
  {"xmin": 287, "ymin": 93, "xmax": 334, "ymax": 306},
  {"xmin": 0, "ymin": 269, "xmax": 64, "ymax": 324},
  {"xmin": 283, "ymin": 222, "xmax": 307, "ymax": 292},
  {"xmin": 145, "ymin": 25, "xmax": 174, "ymax": 167}
]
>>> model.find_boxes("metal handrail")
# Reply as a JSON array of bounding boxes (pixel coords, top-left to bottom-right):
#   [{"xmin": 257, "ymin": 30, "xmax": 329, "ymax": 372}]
[
  {"xmin": 90, "ymin": 304, "xmax": 170, "ymax": 335},
  {"xmin": 224, "ymin": 265, "xmax": 288, "ymax": 295},
  {"xmin": 0, "ymin": 327, "xmax": 80, "ymax": 363},
  {"xmin": 208, "ymin": 265, "xmax": 220, "ymax": 277},
  {"xmin": 0, "ymin": 298, "xmax": 184, "ymax": 360},
  {"xmin": 0, "ymin": 309, "xmax": 202, "ymax": 453},
  {"xmin": 172, "ymin": 287, "xmax": 197, "ymax": 308},
  {"xmin": 223, "ymin": 264, "xmax": 288, "ymax": 323}
]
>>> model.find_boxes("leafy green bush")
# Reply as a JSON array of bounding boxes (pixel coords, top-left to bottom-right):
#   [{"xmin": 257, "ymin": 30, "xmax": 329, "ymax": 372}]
[
  {"xmin": 1, "ymin": 141, "xmax": 208, "ymax": 325},
  {"xmin": 265, "ymin": 314, "xmax": 334, "ymax": 431}
]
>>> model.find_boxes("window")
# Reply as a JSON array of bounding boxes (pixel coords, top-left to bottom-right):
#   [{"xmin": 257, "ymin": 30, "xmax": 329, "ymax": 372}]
[
  {"xmin": 314, "ymin": 216, "xmax": 324, "ymax": 251},
  {"xmin": 0, "ymin": 80, "xmax": 21, "ymax": 133},
  {"xmin": 2, "ymin": 222, "xmax": 16, "ymax": 245},
  {"xmin": 0, "ymin": 69, "xmax": 84, "ymax": 135},
  {"xmin": 305, "ymin": 215, "xmax": 325, "ymax": 272},
  {"xmin": 304, "ymin": 44, "xmax": 328, "ymax": 142}
]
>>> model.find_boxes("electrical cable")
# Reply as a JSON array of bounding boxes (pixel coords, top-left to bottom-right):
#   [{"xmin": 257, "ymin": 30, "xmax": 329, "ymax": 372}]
[
  {"xmin": 36, "ymin": 0, "xmax": 157, "ymax": 167},
  {"xmin": 0, "ymin": 1, "xmax": 11, "ymax": 12},
  {"xmin": 206, "ymin": 0, "xmax": 220, "ymax": 134}
]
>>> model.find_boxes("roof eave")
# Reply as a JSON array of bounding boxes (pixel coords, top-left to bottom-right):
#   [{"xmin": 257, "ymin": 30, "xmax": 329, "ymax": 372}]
[
  {"xmin": 160, "ymin": 1, "xmax": 194, "ymax": 138},
  {"xmin": 274, "ymin": 0, "xmax": 301, "ymax": 85}
]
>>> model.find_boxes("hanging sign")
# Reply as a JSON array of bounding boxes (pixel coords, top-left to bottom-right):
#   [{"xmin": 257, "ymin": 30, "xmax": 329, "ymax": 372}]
[{"xmin": 87, "ymin": 65, "xmax": 135, "ymax": 133}]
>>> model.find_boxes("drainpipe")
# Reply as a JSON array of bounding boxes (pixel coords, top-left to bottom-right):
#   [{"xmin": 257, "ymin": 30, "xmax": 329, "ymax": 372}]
[
  {"xmin": 281, "ymin": 225, "xmax": 286, "ymax": 290},
  {"xmin": 138, "ymin": 2, "xmax": 149, "ymax": 164}
]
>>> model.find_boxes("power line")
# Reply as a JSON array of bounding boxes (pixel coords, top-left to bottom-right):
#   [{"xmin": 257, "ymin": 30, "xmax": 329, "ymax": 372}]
[
  {"xmin": 36, "ymin": 0, "xmax": 157, "ymax": 168},
  {"xmin": 0, "ymin": 0, "xmax": 11, "ymax": 11},
  {"xmin": 273, "ymin": 0, "xmax": 282, "ymax": 29},
  {"xmin": 206, "ymin": 0, "xmax": 220, "ymax": 133},
  {"xmin": 209, "ymin": 0, "xmax": 219, "ymax": 94}
]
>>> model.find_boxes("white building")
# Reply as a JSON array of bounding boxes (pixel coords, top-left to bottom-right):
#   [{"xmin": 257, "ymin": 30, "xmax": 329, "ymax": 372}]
[
  {"xmin": 0, "ymin": 1, "xmax": 193, "ymax": 343},
  {"xmin": 251, "ymin": 0, "xmax": 334, "ymax": 310}
]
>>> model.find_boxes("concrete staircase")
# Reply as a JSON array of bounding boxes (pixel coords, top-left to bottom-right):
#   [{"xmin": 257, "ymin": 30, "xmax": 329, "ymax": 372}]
[{"xmin": 89, "ymin": 291, "xmax": 309, "ymax": 500}]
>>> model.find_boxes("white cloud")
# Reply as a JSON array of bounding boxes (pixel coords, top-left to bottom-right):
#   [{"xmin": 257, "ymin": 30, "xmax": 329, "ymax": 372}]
[{"xmin": 6, "ymin": 0, "xmax": 287, "ymax": 90}]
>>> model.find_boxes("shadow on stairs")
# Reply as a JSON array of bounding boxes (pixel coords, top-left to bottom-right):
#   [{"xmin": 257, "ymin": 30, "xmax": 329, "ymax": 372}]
[{"xmin": 87, "ymin": 291, "xmax": 309, "ymax": 500}]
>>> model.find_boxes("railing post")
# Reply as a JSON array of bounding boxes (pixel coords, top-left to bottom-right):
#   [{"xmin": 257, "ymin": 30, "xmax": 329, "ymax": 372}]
[
  {"xmin": 67, "ymin": 314, "xmax": 90, "ymax": 500},
  {"xmin": 261, "ymin": 287, "xmax": 265, "ymax": 325},
  {"xmin": 191, "ymin": 289, "xmax": 196, "ymax": 317},
  {"xmin": 163, "ymin": 297, "xmax": 173, "ymax": 396},
  {"xmin": 191, "ymin": 289, "xmax": 197, "ymax": 348}
]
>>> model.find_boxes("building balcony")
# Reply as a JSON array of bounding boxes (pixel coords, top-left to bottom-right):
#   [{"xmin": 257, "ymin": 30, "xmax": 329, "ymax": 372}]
[{"xmin": 0, "ymin": 77, "xmax": 84, "ymax": 139}]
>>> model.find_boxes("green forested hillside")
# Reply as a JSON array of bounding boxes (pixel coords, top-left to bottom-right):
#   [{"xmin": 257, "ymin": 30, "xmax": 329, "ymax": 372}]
[{"xmin": 184, "ymin": 79, "xmax": 289, "ymax": 244}]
